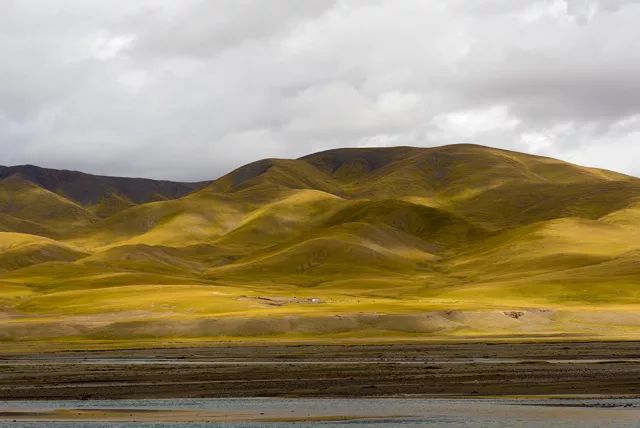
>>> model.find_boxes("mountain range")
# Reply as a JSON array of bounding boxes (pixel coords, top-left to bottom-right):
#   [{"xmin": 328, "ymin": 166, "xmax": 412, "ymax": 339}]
[{"xmin": 2, "ymin": 144, "xmax": 640, "ymax": 348}]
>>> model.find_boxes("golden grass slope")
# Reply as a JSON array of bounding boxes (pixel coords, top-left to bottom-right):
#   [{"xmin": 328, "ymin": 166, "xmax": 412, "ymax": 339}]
[
  {"xmin": 2, "ymin": 143, "xmax": 640, "ymax": 346},
  {"xmin": 0, "ymin": 175, "xmax": 96, "ymax": 237},
  {"xmin": 0, "ymin": 233, "xmax": 87, "ymax": 272}
]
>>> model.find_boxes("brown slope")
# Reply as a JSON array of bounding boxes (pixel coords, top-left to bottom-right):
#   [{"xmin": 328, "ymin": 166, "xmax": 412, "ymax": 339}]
[{"xmin": 300, "ymin": 144, "xmax": 633, "ymax": 196}]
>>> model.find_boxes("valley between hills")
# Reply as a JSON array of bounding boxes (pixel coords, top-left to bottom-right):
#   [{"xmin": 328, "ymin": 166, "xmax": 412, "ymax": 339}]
[{"xmin": 2, "ymin": 143, "xmax": 640, "ymax": 349}]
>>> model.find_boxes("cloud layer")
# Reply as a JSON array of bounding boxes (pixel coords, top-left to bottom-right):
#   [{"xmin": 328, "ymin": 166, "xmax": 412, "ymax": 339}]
[{"xmin": 1, "ymin": 0, "xmax": 640, "ymax": 180}]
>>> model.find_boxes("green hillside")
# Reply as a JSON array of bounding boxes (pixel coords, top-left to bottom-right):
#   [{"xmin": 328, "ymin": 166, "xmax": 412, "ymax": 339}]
[{"xmin": 2, "ymin": 144, "xmax": 640, "ymax": 349}]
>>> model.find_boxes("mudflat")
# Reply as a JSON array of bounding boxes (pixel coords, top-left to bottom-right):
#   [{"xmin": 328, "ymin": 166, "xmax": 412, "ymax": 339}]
[{"xmin": 1, "ymin": 341, "xmax": 640, "ymax": 399}]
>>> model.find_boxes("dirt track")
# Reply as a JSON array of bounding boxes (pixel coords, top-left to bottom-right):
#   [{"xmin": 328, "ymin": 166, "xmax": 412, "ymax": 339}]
[{"xmin": 1, "ymin": 342, "xmax": 640, "ymax": 399}]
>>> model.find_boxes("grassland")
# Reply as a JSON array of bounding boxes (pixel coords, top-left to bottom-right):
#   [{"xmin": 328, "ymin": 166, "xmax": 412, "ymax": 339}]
[{"xmin": 2, "ymin": 143, "xmax": 640, "ymax": 348}]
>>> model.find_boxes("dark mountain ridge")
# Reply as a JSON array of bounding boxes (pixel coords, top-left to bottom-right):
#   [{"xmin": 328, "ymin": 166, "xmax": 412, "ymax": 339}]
[{"xmin": 0, "ymin": 164, "xmax": 211, "ymax": 206}]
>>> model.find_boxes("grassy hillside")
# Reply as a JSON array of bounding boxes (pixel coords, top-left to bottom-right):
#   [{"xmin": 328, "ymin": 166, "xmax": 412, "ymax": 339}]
[
  {"xmin": 0, "ymin": 175, "xmax": 97, "ymax": 237},
  {"xmin": 2, "ymin": 143, "xmax": 640, "ymax": 348},
  {"xmin": 0, "ymin": 233, "xmax": 87, "ymax": 272}
]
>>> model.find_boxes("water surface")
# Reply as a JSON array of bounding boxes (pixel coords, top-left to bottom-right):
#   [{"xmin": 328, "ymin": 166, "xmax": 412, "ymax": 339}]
[{"xmin": 2, "ymin": 397, "xmax": 640, "ymax": 427}]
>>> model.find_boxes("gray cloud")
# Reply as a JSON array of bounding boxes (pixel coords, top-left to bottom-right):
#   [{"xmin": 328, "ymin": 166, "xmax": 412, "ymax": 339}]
[{"xmin": 1, "ymin": 0, "xmax": 640, "ymax": 180}]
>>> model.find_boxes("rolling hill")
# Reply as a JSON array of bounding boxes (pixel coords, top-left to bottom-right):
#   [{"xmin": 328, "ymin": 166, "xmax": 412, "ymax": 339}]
[{"xmin": 2, "ymin": 143, "xmax": 640, "ymax": 348}]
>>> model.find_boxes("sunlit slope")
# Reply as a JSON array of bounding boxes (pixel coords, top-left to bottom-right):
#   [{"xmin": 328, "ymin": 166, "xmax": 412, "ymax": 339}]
[
  {"xmin": 71, "ymin": 192, "xmax": 245, "ymax": 249},
  {"xmin": 2, "ymin": 144, "xmax": 640, "ymax": 345},
  {"xmin": 208, "ymin": 222, "xmax": 439, "ymax": 282},
  {"xmin": 212, "ymin": 189, "xmax": 343, "ymax": 250},
  {"xmin": 450, "ymin": 217, "xmax": 640, "ymax": 275},
  {"xmin": 0, "ymin": 232, "xmax": 86, "ymax": 272}
]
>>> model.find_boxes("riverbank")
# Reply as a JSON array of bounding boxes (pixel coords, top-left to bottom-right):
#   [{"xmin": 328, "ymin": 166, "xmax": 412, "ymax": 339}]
[{"xmin": 1, "ymin": 342, "xmax": 640, "ymax": 399}]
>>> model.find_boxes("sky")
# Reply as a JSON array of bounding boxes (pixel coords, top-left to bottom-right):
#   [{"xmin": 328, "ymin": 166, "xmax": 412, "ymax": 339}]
[{"xmin": 1, "ymin": 0, "xmax": 640, "ymax": 181}]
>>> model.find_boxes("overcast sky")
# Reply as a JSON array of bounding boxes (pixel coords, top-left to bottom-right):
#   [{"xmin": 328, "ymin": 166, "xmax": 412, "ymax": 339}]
[{"xmin": 1, "ymin": 0, "xmax": 640, "ymax": 180}]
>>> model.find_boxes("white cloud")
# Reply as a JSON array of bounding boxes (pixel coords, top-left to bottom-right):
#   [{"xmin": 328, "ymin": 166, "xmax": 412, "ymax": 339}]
[
  {"xmin": 429, "ymin": 106, "xmax": 521, "ymax": 142},
  {"xmin": 90, "ymin": 32, "xmax": 135, "ymax": 61},
  {"xmin": 1, "ymin": 0, "xmax": 640, "ymax": 179},
  {"xmin": 521, "ymin": 132, "xmax": 554, "ymax": 153}
]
